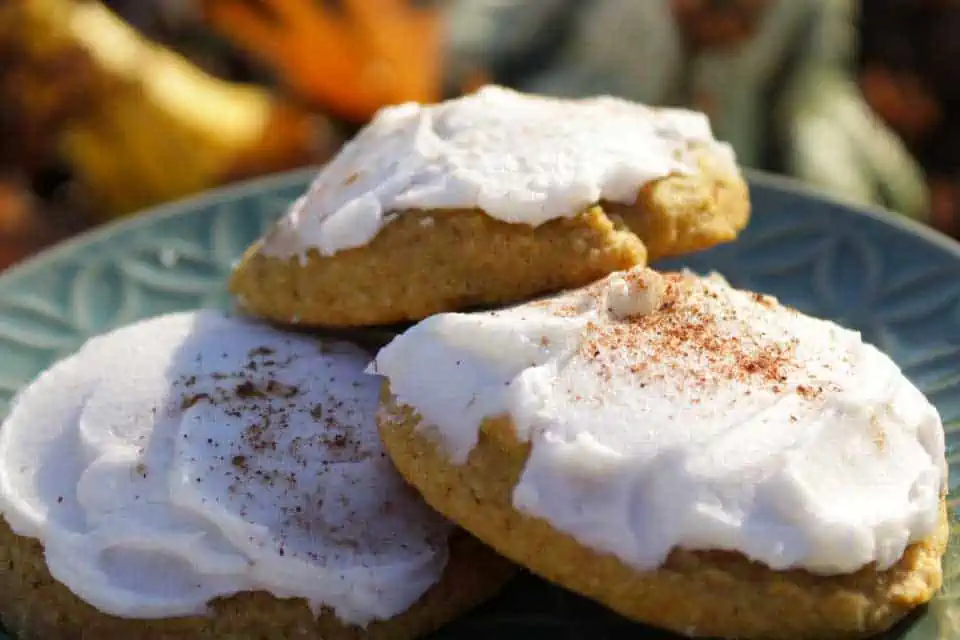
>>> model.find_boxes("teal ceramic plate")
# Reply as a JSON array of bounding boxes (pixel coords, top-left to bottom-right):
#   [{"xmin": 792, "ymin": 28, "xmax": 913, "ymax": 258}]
[{"xmin": 0, "ymin": 169, "xmax": 958, "ymax": 639}]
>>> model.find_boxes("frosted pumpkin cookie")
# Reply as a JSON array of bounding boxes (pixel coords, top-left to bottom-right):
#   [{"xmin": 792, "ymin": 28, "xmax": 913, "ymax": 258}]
[
  {"xmin": 0, "ymin": 311, "xmax": 515, "ymax": 640},
  {"xmin": 230, "ymin": 85, "xmax": 747, "ymax": 328},
  {"xmin": 373, "ymin": 267, "xmax": 949, "ymax": 639}
]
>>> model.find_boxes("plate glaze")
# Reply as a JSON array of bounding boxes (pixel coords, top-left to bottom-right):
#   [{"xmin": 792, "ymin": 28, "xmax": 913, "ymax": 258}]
[{"xmin": 0, "ymin": 169, "xmax": 958, "ymax": 639}]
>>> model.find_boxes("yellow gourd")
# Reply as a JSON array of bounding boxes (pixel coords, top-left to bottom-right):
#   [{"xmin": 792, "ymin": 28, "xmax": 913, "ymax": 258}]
[{"xmin": 0, "ymin": 0, "xmax": 336, "ymax": 219}]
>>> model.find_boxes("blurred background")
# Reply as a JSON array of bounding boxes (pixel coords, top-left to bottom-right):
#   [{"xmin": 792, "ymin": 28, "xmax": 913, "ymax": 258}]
[{"xmin": 1, "ymin": 0, "xmax": 959, "ymax": 271}]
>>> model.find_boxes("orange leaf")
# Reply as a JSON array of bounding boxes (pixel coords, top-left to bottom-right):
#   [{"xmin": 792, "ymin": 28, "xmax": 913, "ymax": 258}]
[{"xmin": 203, "ymin": 0, "xmax": 443, "ymax": 121}]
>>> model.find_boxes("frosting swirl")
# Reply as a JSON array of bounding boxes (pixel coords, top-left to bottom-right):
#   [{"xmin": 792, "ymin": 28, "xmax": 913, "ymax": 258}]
[
  {"xmin": 0, "ymin": 311, "xmax": 450, "ymax": 622},
  {"xmin": 373, "ymin": 268, "xmax": 946, "ymax": 575},
  {"xmin": 261, "ymin": 85, "xmax": 736, "ymax": 260}
]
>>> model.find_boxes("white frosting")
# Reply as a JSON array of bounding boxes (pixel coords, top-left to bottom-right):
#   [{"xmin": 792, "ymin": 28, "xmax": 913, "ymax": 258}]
[
  {"xmin": 0, "ymin": 311, "xmax": 451, "ymax": 623},
  {"xmin": 260, "ymin": 85, "xmax": 735, "ymax": 260},
  {"xmin": 373, "ymin": 267, "xmax": 947, "ymax": 575}
]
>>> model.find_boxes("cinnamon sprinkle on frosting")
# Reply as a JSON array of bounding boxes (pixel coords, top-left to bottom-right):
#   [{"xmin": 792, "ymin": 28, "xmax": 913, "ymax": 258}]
[
  {"xmin": 0, "ymin": 311, "xmax": 452, "ymax": 622},
  {"xmin": 374, "ymin": 266, "xmax": 946, "ymax": 576}
]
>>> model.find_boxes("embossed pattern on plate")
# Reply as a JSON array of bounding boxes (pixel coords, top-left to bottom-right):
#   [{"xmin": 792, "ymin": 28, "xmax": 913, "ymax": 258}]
[{"xmin": 0, "ymin": 169, "xmax": 957, "ymax": 639}]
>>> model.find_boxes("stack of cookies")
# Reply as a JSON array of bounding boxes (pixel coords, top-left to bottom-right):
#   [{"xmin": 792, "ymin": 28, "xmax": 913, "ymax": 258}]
[{"xmin": 0, "ymin": 86, "xmax": 947, "ymax": 640}]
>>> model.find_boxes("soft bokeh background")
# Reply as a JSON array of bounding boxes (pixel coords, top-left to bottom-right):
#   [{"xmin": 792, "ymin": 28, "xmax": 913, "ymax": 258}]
[{"xmin": 1, "ymin": 0, "xmax": 959, "ymax": 271}]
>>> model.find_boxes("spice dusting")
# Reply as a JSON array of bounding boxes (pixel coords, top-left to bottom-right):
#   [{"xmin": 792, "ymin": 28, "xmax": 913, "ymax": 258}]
[
  {"xmin": 168, "ymin": 339, "xmax": 434, "ymax": 568},
  {"xmin": 578, "ymin": 274, "xmax": 801, "ymax": 393}
]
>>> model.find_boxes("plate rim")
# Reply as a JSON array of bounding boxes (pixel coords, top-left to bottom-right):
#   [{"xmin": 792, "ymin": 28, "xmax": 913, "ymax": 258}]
[
  {"xmin": 1, "ymin": 168, "xmax": 959, "ymax": 290},
  {"xmin": 0, "ymin": 167, "xmax": 317, "ymax": 286}
]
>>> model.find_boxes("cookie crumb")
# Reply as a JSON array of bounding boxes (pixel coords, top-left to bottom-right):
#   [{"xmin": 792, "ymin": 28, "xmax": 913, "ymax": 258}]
[{"xmin": 605, "ymin": 269, "xmax": 665, "ymax": 319}]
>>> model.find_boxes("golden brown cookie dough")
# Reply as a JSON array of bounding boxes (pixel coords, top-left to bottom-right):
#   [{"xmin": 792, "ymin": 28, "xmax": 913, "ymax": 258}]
[
  {"xmin": 230, "ymin": 145, "xmax": 749, "ymax": 328},
  {"xmin": 0, "ymin": 523, "xmax": 516, "ymax": 640},
  {"xmin": 610, "ymin": 145, "xmax": 750, "ymax": 262},
  {"xmin": 230, "ymin": 87, "xmax": 751, "ymax": 328},
  {"xmin": 0, "ymin": 311, "xmax": 518, "ymax": 639},
  {"xmin": 376, "ymin": 403, "xmax": 948, "ymax": 640},
  {"xmin": 371, "ymin": 268, "xmax": 947, "ymax": 638},
  {"xmin": 230, "ymin": 206, "xmax": 646, "ymax": 328}
]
